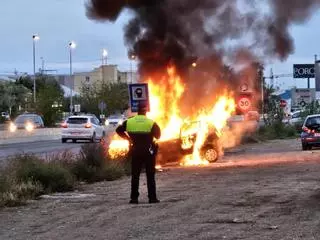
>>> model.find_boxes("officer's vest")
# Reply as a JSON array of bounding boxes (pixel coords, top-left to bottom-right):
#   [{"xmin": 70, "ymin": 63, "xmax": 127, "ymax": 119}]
[{"xmin": 126, "ymin": 115, "xmax": 154, "ymax": 134}]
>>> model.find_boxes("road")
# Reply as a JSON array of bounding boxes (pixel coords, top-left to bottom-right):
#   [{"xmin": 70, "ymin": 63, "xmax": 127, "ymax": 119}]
[
  {"xmin": 1, "ymin": 139, "xmax": 320, "ymax": 239},
  {"xmin": 0, "ymin": 140, "xmax": 82, "ymax": 160}
]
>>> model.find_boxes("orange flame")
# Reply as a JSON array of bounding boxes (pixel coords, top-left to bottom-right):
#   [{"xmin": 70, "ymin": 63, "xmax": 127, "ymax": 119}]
[
  {"xmin": 107, "ymin": 135, "xmax": 129, "ymax": 159},
  {"xmin": 147, "ymin": 66, "xmax": 185, "ymax": 141},
  {"xmin": 107, "ymin": 66, "xmax": 236, "ymax": 167}
]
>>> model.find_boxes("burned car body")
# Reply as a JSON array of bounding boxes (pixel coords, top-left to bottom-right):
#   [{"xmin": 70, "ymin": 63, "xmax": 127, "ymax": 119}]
[{"xmin": 157, "ymin": 121, "xmax": 220, "ymax": 165}]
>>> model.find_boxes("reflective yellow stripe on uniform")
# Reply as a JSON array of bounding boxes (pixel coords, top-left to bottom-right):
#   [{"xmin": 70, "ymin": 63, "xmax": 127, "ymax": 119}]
[{"xmin": 126, "ymin": 115, "xmax": 154, "ymax": 133}]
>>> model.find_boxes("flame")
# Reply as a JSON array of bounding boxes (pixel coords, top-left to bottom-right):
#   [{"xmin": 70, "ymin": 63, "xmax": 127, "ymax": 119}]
[
  {"xmin": 147, "ymin": 66, "xmax": 185, "ymax": 141},
  {"xmin": 107, "ymin": 66, "xmax": 236, "ymax": 167},
  {"xmin": 181, "ymin": 95, "xmax": 236, "ymax": 166},
  {"xmin": 107, "ymin": 135, "xmax": 130, "ymax": 159}
]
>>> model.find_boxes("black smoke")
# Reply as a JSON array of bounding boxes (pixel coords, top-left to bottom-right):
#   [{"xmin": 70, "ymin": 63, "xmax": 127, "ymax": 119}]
[{"xmin": 86, "ymin": 0, "xmax": 320, "ymax": 78}]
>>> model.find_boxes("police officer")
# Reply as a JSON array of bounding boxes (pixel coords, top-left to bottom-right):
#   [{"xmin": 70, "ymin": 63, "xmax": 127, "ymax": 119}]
[{"xmin": 116, "ymin": 101, "xmax": 161, "ymax": 204}]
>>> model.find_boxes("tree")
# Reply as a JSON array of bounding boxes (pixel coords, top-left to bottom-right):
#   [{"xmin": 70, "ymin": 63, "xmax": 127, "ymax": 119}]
[
  {"xmin": 34, "ymin": 76, "xmax": 64, "ymax": 126},
  {"xmin": 80, "ymin": 82, "xmax": 129, "ymax": 117},
  {"xmin": 262, "ymin": 84, "xmax": 285, "ymax": 125},
  {"xmin": 0, "ymin": 82, "xmax": 30, "ymax": 116}
]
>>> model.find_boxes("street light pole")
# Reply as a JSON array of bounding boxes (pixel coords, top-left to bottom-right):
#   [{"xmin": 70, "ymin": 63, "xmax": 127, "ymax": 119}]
[
  {"xmin": 32, "ymin": 34, "xmax": 39, "ymax": 103},
  {"xmin": 102, "ymin": 49, "xmax": 108, "ymax": 85},
  {"xmin": 130, "ymin": 54, "xmax": 136, "ymax": 84},
  {"xmin": 69, "ymin": 41, "xmax": 76, "ymax": 114}
]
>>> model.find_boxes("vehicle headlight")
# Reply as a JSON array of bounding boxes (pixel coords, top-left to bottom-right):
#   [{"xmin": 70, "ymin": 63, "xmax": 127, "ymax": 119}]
[
  {"xmin": 25, "ymin": 122, "xmax": 34, "ymax": 132},
  {"xmin": 105, "ymin": 120, "xmax": 109, "ymax": 126},
  {"xmin": 9, "ymin": 122, "xmax": 17, "ymax": 132}
]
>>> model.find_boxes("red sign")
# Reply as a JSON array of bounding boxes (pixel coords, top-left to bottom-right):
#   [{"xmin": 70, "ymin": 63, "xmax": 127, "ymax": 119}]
[
  {"xmin": 280, "ymin": 99, "xmax": 287, "ymax": 108},
  {"xmin": 237, "ymin": 96, "xmax": 252, "ymax": 112}
]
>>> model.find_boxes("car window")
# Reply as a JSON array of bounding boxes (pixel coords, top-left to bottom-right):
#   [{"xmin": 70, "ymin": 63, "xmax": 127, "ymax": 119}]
[
  {"xmin": 109, "ymin": 115, "xmax": 121, "ymax": 119},
  {"xmin": 95, "ymin": 118, "xmax": 101, "ymax": 125},
  {"xmin": 306, "ymin": 116, "xmax": 320, "ymax": 127},
  {"xmin": 90, "ymin": 117, "xmax": 99, "ymax": 125},
  {"xmin": 15, "ymin": 115, "xmax": 35, "ymax": 123},
  {"xmin": 292, "ymin": 112, "xmax": 300, "ymax": 118},
  {"xmin": 67, "ymin": 117, "xmax": 88, "ymax": 124}
]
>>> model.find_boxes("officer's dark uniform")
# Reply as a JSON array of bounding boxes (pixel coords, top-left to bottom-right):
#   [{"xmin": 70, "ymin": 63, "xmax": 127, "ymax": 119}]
[{"xmin": 116, "ymin": 108, "xmax": 161, "ymax": 204}]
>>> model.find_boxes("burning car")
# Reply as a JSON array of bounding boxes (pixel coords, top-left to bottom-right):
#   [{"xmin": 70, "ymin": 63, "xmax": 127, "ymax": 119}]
[{"xmin": 157, "ymin": 120, "xmax": 221, "ymax": 166}]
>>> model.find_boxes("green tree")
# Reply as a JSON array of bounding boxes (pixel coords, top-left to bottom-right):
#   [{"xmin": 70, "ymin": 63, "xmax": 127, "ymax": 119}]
[
  {"xmin": 0, "ymin": 82, "xmax": 30, "ymax": 117},
  {"xmin": 80, "ymin": 82, "xmax": 129, "ymax": 117},
  {"xmin": 34, "ymin": 76, "xmax": 64, "ymax": 126}
]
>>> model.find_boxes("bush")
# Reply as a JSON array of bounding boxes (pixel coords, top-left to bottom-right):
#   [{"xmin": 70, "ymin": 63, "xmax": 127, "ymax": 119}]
[
  {"xmin": 0, "ymin": 144, "xmax": 129, "ymax": 207},
  {"xmin": 0, "ymin": 169, "xmax": 43, "ymax": 207},
  {"xmin": 72, "ymin": 143, "xmax": 126, "ymax": 182},
  {"xmin": 0, "ymin": 180, "xmax": 43, "ymax": 207},
  {"xmin": 257, "ymin": 122, "xmax": 299, "ymax": 140},
  {"xmin": 8, "ymin": 154, "xmax": 75, "ymax": 193}
]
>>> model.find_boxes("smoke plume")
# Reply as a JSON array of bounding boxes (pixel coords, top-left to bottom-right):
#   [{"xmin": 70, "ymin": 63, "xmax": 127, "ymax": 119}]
[{"xmin": 86, "ymin": 0, "xmax": 320, "ymax": 74}]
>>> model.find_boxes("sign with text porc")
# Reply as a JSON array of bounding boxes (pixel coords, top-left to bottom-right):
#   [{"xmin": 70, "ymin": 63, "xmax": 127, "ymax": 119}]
[{"xmin": 293, "ymin": 64, "xmax": 315, "ymax": 78}]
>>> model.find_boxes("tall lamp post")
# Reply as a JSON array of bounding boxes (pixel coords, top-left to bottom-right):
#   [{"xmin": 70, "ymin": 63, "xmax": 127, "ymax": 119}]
[
  {"xmin": 32, "ymin": 34, "xmax": 40, "ymax": 103},
  {"xmin": 69, "ymin": 41, "xmax": 76, "ymax": 114},
  {"xmin": 102, "ymin": 49, "xmax": 108, "ymax": 85},
  {"xmin": 130, "ymin": 54, "xmax": 136, "ymax": 84},
  {"xmin": 102, "ymin": 49, "xmax": 108, "ymax": 65}
]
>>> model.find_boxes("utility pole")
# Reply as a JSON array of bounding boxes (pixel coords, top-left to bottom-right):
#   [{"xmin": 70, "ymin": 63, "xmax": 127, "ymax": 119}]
[
  {"xmin": 68, "ymin": 41, "xmax": 76, "ymax": 114},
  {"xmin": 32, "ymin": 34, "xmax": 40, "ymax": 103}
]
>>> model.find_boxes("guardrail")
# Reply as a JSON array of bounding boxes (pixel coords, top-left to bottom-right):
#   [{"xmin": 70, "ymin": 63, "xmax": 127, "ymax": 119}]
[
  {"xmin": 0, "ymin": 128, "xmax": 61, "ymax": 145},
  {"xmin": 0, "ymin": 126, "xmax": 116, "ymax": 145}
]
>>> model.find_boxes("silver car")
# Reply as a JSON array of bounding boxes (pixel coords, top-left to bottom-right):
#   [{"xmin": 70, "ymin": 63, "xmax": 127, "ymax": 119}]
[
  {"xmin": 9, "ymin": 114, "xmax": 44, "ymax": 132},
  {"xmin": 61, "ymin": 115, "xmax": 106, "ymax": 143}
]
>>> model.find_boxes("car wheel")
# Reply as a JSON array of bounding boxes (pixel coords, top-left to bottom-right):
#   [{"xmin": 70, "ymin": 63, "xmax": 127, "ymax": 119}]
[
  {"xmin": 91, "ymin": 133, "xmax": 96, "ymax": 143},
  {"xmin": 62, "ymin": 138, "xmax": 67, "ymax": 143},
  {"xmin": 201, "ymin": 145, "xmax": 218, "ymax": 163},
  {"xmin": 302, "ymin": 144, "xmax": 308, "ymax": 151}
]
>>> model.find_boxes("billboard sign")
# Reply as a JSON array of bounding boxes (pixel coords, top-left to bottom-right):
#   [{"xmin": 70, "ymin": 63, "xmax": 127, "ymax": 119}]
[
  {"xmin": 129, "ymin": 83, "xmax": 150, "ymax": 112},
  {"xmin": 315, "ymin": 60, "xmax": 320, "ymax": 91},
  {"xmin": 293, "ymin": 64, "xmax": 315, "ymax": 78}
]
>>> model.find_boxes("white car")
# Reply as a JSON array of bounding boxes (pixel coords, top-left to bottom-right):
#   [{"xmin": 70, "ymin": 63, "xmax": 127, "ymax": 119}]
[
  {"xmin": 284, "ymin": 111, "xmax": 303, "ymax": 125},
  {"xmin": 105, "ymin": 114, "xmax": 125, "ymax": 126},
  {"xmin": 61, "ymin": 115, "xmax": 105, "ymax": 143}
]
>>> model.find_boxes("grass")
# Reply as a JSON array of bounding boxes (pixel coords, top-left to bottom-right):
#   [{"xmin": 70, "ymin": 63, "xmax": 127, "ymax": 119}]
[
  {"xmin": 0, "ymin": 143, "xmax": 130, "ymax": 208},
  {"xmin": 256, "ymin": 122, "xmax": 299, "ymax": 141}
]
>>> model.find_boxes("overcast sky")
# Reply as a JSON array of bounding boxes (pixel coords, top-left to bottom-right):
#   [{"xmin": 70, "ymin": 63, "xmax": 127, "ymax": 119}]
[{"xmin": 0, "ymin": 0, "xmax": 319, "ymax": 89}]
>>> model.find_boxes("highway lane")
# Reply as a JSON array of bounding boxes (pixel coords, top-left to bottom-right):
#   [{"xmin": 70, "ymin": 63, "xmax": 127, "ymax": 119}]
[{"xmin": 0, "ymin": 139, "xmax": 92, "ymax": 160}]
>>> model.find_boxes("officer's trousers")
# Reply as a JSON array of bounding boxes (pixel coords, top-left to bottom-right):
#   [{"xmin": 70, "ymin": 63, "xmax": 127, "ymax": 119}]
[{"xmin": 130, "ymin": 150, "xmax": 157, "ymax": 201}]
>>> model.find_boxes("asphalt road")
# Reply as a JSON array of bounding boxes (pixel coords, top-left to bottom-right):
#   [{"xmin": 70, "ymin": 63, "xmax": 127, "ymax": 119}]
[{"xmin": 0, "ymin": 139, "xmax": 83, "ymax": 160}]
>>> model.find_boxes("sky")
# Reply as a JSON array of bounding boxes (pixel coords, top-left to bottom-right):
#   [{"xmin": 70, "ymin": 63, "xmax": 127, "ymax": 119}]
[{"xmin": 0, "ymin": 0, "xmax": 319, "ymax": 90}]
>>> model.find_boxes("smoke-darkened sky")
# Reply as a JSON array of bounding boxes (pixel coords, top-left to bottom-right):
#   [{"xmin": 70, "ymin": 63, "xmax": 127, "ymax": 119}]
[{"xmin": 0, "ymin": 0, "xmax": 319, "ymax": 89}]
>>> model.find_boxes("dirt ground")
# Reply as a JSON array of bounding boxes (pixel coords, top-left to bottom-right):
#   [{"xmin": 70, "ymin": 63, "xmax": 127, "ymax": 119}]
[{"xmin": 1, "ymin": 138, "xmax": 320, "ymax": 240}]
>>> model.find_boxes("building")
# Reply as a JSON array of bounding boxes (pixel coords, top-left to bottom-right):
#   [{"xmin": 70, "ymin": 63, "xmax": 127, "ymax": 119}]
[{"xmin": 73, "ymin": 65, "xmax": 138, "ymax": 94}]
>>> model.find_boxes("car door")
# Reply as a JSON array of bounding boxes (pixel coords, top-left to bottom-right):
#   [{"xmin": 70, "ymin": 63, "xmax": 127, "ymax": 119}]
[
  {"xmin": 95, "ymin": 117, "xmax": 104, "ymax": 137},
  {"xmin": 92, "ymin": 117, "xmax": 102, "ymax": 137}
]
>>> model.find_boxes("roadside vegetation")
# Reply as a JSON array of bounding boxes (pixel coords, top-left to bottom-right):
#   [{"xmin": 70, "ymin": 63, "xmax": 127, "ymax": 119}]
[{"xmin": 0, "ymin": 143, "xmax": 130, "ymax": 208}]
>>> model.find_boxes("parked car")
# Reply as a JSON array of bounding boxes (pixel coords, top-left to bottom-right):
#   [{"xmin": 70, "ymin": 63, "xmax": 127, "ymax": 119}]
[
  {"xmin": 1, "ymin": 112, "xmax": 10, "ymax": 121},
  {"xmin": 105, "ymin": 114, "xmax": 125, "ymax": 126},
  {"xmin": 9, "ymin": 113, "xmax": 44, "ymax": 132},
  {"xmin": 301, "ymin": 114, "xmax": 320, "ymax": 150},
  {"xmin": 284, "ymin": 110, "xmax": 303, "ymax": 125},
  {"xmin": 157, "ymin": 121, "xmax": 220, "ymax": 165},
  {"xmin": 61, "ymin": 115, "xmax": 105, "ymax": 143}
]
